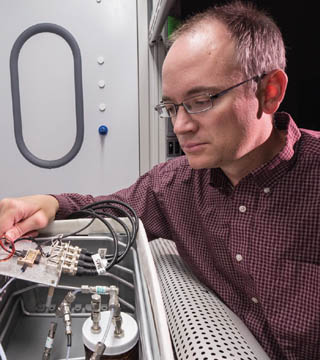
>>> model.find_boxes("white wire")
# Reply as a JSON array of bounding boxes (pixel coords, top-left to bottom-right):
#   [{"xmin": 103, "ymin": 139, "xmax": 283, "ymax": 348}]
[
  {"xmin": 65, "ymin": 345, "xmax": 71, "ymax": 360},
  {"xmin": 0, "ymin": 342, "xmax": 8, "ymax": 360},
  {"xmin": 71, "ymin": 288, "xmax": 81, "ymax": 296},
  {"xmin": 0, "ymin": 277, "xmax": 15, "ymax": 295},
  {"xmin": 101, "ymin": 308, "xmax": 115, "ymax": 344}
]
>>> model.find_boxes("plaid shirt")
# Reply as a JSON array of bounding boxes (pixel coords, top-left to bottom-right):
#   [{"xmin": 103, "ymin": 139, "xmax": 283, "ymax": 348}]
[{"xmin": 55, "ymin": 112, "xmax": 320, "ymax": 360}]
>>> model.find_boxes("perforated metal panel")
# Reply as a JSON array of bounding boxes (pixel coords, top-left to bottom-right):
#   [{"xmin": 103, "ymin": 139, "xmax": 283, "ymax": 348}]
[{"xmin": 150, "ymin": 239, "xmax": 270, "ymax": 360}]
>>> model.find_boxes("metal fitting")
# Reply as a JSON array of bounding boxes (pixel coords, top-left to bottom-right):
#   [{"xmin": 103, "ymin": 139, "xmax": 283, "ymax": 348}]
[
  {"xmin": 56, "ymin": 291, "xmax": 76, "ymax": 336},
  {"xmin": 91, "ymin": 294, "xmax": 101, "ymax": 334},
  {"xmin": 108, "ymin": 286, "xmax": 124, "ymax": 338},
  {"xmin": 90, "ymin": 341, "xmax": 106, "ymax": 360},
  {"xmin": 113, "ymin": 314, "xmax": 124, "ymax": 338},
  {"xmin": 108, "ymin": 286, "xmax": 119, "ymax": 308},
  {"xmin": 61, "ymin": 262, "xmax": 78, "ymax": 275},
  {"xmin": 42, "ymin": 322, "xmax": 57, "ymax": 360},
  {"xmin": 81, "ymin": 285, "xmax": 110, "ymax": 295}
]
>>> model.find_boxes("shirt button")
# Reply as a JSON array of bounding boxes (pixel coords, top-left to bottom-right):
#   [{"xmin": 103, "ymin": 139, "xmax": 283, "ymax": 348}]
[
  {"xmin": 236, "ymin": 254, "xmax": 243, "ymax": 262},
  {"xmin": 263, "ymin": 187, "xmax": 270, "ymax": 194},
  {"xmin": 239, "ymin": 205, "xmax": 246, "ymax": 213},
  {"xmin": 251, "ymin": 297, "xmax": 259, "ymax": 304}
]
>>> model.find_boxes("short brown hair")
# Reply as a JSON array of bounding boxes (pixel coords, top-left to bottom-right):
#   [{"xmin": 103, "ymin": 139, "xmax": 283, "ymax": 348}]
[{"xmin": 169, "ymin": 1, "xmax": 286, "ymax": 79}]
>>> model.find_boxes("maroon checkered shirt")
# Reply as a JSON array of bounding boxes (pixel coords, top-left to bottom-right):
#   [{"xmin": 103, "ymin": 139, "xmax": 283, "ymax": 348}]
[{"xmin": 55, "ymin": 113, "xmax": 320, "ymax": 360}]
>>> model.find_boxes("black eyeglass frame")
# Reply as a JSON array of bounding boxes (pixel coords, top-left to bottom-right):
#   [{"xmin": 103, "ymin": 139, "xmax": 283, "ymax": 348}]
[{"xmin": 155, "ymin": 74, "xmax": 265, "ymax": 119}]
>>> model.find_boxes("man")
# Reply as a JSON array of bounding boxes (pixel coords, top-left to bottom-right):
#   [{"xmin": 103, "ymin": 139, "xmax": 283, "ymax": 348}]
[{"xmin": 0, "ymin": 2, "xmax": 319, "ymax": 359}]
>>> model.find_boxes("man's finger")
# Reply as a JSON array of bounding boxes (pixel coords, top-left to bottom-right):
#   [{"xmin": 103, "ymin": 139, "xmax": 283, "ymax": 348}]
[{"xmin": 5, "ymin": 212, "xmax": 48, "ymax": 241}]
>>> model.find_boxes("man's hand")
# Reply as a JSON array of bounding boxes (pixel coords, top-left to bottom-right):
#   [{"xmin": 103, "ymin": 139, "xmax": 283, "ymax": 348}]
[{"xmin": 0, "ymin": 195, "xmax": 59, "ymax": 241}]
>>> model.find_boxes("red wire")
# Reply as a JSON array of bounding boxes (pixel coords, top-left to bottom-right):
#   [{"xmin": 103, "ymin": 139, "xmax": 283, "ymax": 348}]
[
  {"xmin": 0, "ymin": 237, "xmax": 10, "ymax": 252},
  {"xmin": 0, "ymin": 237, "xmax": 15, "ymax": 262}
]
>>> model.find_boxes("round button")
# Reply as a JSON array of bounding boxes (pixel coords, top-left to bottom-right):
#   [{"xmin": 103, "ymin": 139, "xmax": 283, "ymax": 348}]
[
  {"xmin": 263, "ymin": 187, "xmax": 270, "ymax": 194},
  {"xmin": 236, "ymin": 254, "xmax": 243, "ymax": 262},
  {"xmin": 251, "ymin": 297, "xmax": 259, "ymax": 304},
  {"xmin": 98, "ymin": 125, "xmax": 108, "ymax": 135},
  {"xmin": 98, "ymin": 80, "xmax": 105, "ymax": 88},
  {"xmin": 99, "ymin": 103, "xmax": 106, "ymax": 112},
  {"xmin": 239, "ymin": 205, "xmax": 246, "ymax": 213},
  {"xmin": 97, "ymin": 56, "xmax": 104, "ymax": 64}
]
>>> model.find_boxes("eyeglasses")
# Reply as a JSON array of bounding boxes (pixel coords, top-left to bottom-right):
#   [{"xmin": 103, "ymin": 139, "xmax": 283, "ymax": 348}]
[{"xmin": 155, "ymin": 74, "xmax": 264, "ymax": 119}]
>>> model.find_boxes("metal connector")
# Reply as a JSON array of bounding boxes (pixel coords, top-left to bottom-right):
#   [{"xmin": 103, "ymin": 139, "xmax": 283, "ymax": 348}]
[
  {"xmin": 56, "ymin": 291, "xmax": 76, "ymax": 336},
  {"xmin": 108, "ymin": 286, "xmax": 124, "ymax": 338},
  {"xmin": 91, "ymin": 294, "xmax": 101, "ymax": 334},
  {"xmin": 61, "ymin": 262, "xmax": 78, "ymax": 276},
  {"xmin": 89, "ymin": 341, "xmax": 106, "ymax": 360},
  {"xmin": 42, "ymin": 322, "xmax": 57, "ymax": 360},
  {"xmin": 113, "ymin": 314, "xmax": 124, "ymax": 338},
  {"xmin": 81, "ymin": 285, "xmax": 110, "ymax": 295}
]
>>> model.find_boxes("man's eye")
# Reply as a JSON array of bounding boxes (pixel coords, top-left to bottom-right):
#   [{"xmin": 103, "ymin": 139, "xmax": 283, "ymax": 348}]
[
  {"xmin": 165, "ymin": 105, "xmax": 175, "ymax": 113},
  {"xmin": 191, "ymin": 97, "xmax": 211, "ymax": 107},
  {"xmin": 194, "ymin": 99, "xmax": 210, "ymax": 105}
]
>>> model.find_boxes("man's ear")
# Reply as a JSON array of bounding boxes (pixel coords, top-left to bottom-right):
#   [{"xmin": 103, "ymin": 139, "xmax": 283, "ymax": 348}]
[{"xmin": 256, "ymin": 69, "xmax": 288, "ymax": 118}]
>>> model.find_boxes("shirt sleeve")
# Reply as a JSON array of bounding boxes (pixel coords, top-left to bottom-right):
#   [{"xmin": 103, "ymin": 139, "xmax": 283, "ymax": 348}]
[{"xmin": 52, "ymin": 163, "xmax": 172, "ymax": 241}]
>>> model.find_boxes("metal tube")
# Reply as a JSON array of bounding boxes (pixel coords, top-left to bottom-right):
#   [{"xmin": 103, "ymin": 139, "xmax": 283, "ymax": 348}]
[
  {"xmin": 101, "ymin": 272, "xmax": 134, "ymax": 289},
  {"xmin": 0, "ymin": 297, "xmax": 20, "ymax": 342}
]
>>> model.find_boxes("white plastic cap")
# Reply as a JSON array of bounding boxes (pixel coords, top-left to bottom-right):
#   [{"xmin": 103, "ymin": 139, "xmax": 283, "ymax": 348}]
[{"xmin": 82, "ymin": 311, "xmax": 139, "ymax": 356}]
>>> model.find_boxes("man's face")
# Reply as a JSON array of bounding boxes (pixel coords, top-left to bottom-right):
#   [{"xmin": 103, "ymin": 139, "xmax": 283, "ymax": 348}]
[{"xmin": 162, "ymin": 21, "xmax": 263, "ymax": 170}]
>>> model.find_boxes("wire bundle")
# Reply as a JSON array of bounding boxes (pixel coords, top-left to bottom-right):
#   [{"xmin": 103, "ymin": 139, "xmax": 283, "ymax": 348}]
[{"xmin": 67, "ymin": 199, "xmax": 139, "ymax": 276}]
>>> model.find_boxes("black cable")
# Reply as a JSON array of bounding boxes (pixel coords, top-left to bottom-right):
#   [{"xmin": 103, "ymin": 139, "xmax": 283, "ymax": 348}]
[
  {"xmin": 77, "ymin": 260, "xmax": 96, "ymax": 269},
  {"xmin": 83, "ymin": 200, "xmax": 139, "ymax": 250},
  {"xmin": 93, "ymin": 210, "xmax": 132, "ymax": 263},
  {"xmin": 59, "ymin": 217, "xmax": 96, "ymax": 240},
  {"xmin": 40, "ymin": 217, "xmax": 96, "ymax": 249},
  {"xmin": 79, "ymin": 253, "xmax": 94, "ymax": 262},
  {"xmin": 82, "ymin": 200, "xmax": 139, "ymax": 263},
  {"xmin": 78, "ymin": 214, "xmax": 132, "ymax": 263},
  {"xmin": 76, "ymin": 267, "xmax": 98, "ymax": 276},
  {"xmin": 67, "ymin": 333, "xmax": 72, "ymax": 347},
  {"xmin": 68, "ymin": 209, "xmax": 119, "ymax": 270},
  {"xmin": 57, "ymin": 199, "xmax": 139, "ymax": 275},
  {"xmin": 83, "ymin": 199, "xmax": 139, "ymax": 236}
]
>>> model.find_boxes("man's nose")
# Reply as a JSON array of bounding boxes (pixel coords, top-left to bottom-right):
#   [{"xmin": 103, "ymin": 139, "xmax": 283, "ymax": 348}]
[{"xmin": 173, "ymin": 106, "xmax": 197, "ymax": 135}]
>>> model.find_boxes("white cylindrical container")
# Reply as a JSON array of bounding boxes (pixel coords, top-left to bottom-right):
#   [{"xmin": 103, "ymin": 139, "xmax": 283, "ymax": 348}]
[{"xmin": 82, "ymin": 311, "xmax": 139, "ymax": 360}]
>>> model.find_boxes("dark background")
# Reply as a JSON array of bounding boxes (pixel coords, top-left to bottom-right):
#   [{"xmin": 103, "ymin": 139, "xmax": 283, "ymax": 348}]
[{"xmin": 170, "ymin": 1, "xmax": 319, "ymax": 131}]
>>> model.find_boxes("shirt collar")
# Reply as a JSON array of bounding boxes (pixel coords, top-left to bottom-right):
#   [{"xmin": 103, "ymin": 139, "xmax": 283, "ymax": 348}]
[{"xmin": 210, "ymin": 112, "xmax": 301, "ymax": 191}]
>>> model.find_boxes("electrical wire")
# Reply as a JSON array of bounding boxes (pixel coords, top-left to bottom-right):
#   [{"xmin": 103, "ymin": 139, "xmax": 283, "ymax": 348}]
[
  {"xmin": 65, "ymin": 344, "xmax": 71, "ymax": 360},
  {"xmin": 101, "ymin": 308, "xmax": 115, "ymax": 344},
  {"xmin": 69, "ymin": 209, "xmax": 119, "ymax": 272},
  {"xmin": 67, "ymin": 333, "xmax": 72, "ymax": 347},
  {"xmin": 71, "ymin": 289, "xmax": 81, "ymax": 296},
  {"xmin": 82, "ymin": 199, "xmax": 139, "ymax": 243},
  {"xmin": 0, "ymin": 237, "xmax": 10, "ymax": 252},
  {"xmin": 14, "ymin": 236, "xmax": 46, "ymax": 256},
  {"xmin": 59, "ymin": 217, "xmax": 96, "ymax": 240},
  {"xmin": 0, "ymin": 236, "xmax": 44, "ymax": 261},
  {"xmin": 0, "ymin": 342, "xmax": 7, "ymax": 360},
  {"xmin": 68, "ymin": 199, "xmax": 139, "ymax": 274},
  {"xmin": 0, "ymin": 277, "xmax": 15, "ymax": 295},
  {"xmin": 90, "ymin": 210, "xmax": 134, "ymax": 263},
  {"xmin": 0, "ymin": 237, "xmax": 15, "ymax": 262},
  {"xmin": 39, "ymin": 218, "xmax": 96, "ymax": 249}
]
